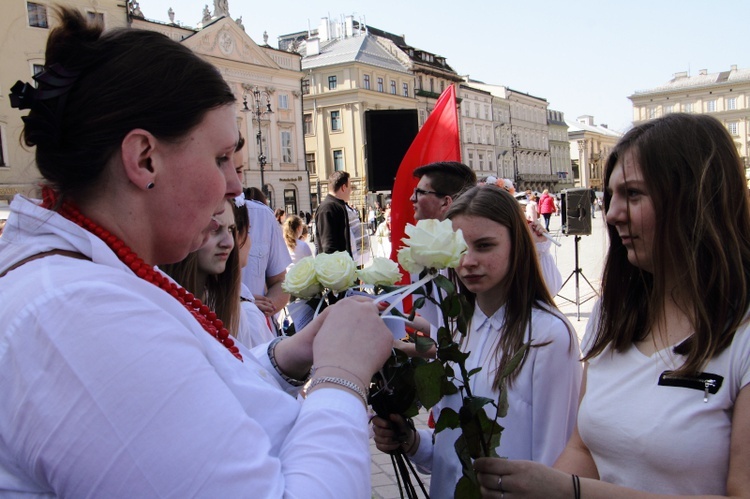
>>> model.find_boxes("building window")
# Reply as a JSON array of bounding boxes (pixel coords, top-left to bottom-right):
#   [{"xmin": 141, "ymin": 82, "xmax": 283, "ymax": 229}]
[
  {"xmin": 664, "ymin": 104, "xmax": 674, "ymax": 114},
  {"xmin": 417, "ymin": 75, "xmax": 423, "ymax": 90},
  {"xmin": 330, "ymin": 110, "xmax": 342, "ymax": 131},
  {"xmin": 402, "ymin": 82, "xmax": 408, "ymax": 97},
  {"xmin": 429, "ymin": 78, "xmax": 434, "ymax": 93},
  {"xmin": 390, "ymin": 80, "xmax": 396, "ymax": 94},
  {"xmin": 727, "ymin": 97, "xmax": 737, "ymax": 110},
  {"xmin": 280, "ymin": 131, "xmax": 292, "ymax": 163},
  {"xmin": 683, "ymin": 102, "xmax": 694, "ymax": 113},
  {"xmin": 302, "ymin": 79, "xmax": 310, "ymax": 95},
  {"xmin": 303, "ymin": 114, "xmax": 313, "ymax": 135},
  {"xmin": 478, "ymin": 153, "xmax": 484, "ymax": 170},
  {"xmin": 333, "ymin": 149, "xmax": 344, "ymax": 171},
  {"xmin": 363, "ymin": 74, "xmax": 370, "ymax": 90},
  {"xmin": 86, "ymin": 11, "xmax": 104, "ymax": 26},
  {"xmin": 278, "ymin": 94, "xmax": 289, "ymax": 110},
  {"xmin": 27, "ymin": 2, "xmax": 48, "ymax": 28},
  {"xmin": 328, "ymin": 75, "xmax": 337, "ymax": 90},
  {"xmin": 727, "ymin": 121, "xmax": 739, "ymax": 136},
  {"xmin": 419, "ymin": 109, "xmax": 426, "ymax": 127},
  {"xmin": 306, "ymin": 153, "xmax": 316, "ymax": 174},
  {"xmin": 377, "ymin": 77, "xmax": 384, "ymax": 92},
  {"xmin": 468, "ymin": 152, "xmax": 474, "ymax": 168},
  {"xmin": 648, "ymin": 107, "xmax": 657, "ymax": 119},
  {"xmin": 440, "ymin": 81, "xmax": 445, "ymax": 93},
  {"xmin": 484, "ymin": 105, "xmax": 490, "ymax": 120},
  {"xmin": 706, "ymin": 100, "xmax": 716, "ymax": 112}
]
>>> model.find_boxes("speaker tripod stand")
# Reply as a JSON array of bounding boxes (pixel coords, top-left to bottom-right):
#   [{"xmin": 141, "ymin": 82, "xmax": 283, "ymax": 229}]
[{"xmin": 557, "ymin": 235, "xmax": 598, "ymax": 320}]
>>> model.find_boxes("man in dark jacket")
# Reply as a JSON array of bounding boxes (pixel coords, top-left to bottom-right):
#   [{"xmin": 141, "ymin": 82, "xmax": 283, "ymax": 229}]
[{"xmin": 315, "ymin": 171, "xmax": 353, "ymax": 255}]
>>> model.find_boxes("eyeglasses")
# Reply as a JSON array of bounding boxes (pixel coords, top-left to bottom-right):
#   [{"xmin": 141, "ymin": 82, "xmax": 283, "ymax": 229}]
[{"xmin": 413, "ymin": 187, "xmax": 446, "ymax": 199}]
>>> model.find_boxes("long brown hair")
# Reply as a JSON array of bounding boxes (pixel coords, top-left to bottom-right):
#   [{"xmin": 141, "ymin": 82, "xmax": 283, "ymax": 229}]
[
  {"xmin": 161, "ymin": 202, "xmax": 242, "ymax": 337},
  {"xmin": 283, "ymin": 215, "xmax": 305, "ymax": 250},
  {"xmin": 446, "ymin": 185, "xmax": 573, "ymax": 388},
  {"xmin": 587, "ymin": 113, "xmax": 750, "ymax": 375}
]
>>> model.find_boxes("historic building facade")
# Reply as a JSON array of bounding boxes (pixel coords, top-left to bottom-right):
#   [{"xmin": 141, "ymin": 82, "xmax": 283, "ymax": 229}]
[
  {"xmin": 629, "ymin": 65, "xmax": 750, "ymax": 178},
  {"xmin": 566, "ymin": 115, "xmax": 621, "ymax": 191},
  {"xmin": 547, "ymin": 109, "xmax": 574, "ymax": 191},
  {"xmin": 1, "ymin": 0, "xmax": 310, "ymax": 213},
  {"xmin": 459, "ymin": 84, "xmax": 497, "ymax": 178},
  {"xmin": 280, "ymin": 16, "xmax": 454, "ymax": 210}
]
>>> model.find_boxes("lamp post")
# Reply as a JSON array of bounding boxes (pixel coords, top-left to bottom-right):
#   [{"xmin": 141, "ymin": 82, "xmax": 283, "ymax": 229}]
[
  {"xmin": 510, "ymin": 131, "xmax": 521, "ymax": 188},
  {"xmin": 242, "ymin": 85, "xmax": 273, "ymax": 199}
]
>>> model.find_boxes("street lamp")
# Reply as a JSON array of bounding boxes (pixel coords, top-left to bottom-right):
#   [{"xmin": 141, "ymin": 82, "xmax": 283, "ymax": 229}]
[
  {"xmin": 510, "ymin": 131, "xmax": 521, "ymax": 188},
  {"xmin": 242, "ymin": 85, "xmax": 273, "ymax": 199}
]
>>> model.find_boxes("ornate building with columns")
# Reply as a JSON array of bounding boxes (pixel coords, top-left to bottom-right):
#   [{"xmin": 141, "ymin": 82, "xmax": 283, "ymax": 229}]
[{"xmin": 566, "ymin": 115, "xmax": 621, "ymax": 191}]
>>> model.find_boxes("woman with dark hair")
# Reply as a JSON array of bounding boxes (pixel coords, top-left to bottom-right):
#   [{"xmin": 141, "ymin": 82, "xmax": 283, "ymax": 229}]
[
  {"xmin": 0, "ymin": 8, "xmax": 392, "ymax": 496},
  {"xmin": 373, "ymin": 185, "xmax": 581, "ymax": 498},
  {"xmin": 474, "ymin": 113, "xmax": 750, "ymax": 498}
]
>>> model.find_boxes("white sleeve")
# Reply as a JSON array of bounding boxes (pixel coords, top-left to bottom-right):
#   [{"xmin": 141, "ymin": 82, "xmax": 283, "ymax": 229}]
[
  {"xmin": 536, "ymin": 241, "xmax": 563, "ymax": 296},
  {"xmin": 530, "ymin": 317, "xmax": 582, "ymax": 466},
  {"xmin": 266, "ymin": 214, "xmax": 293, "ymax": 278},
  {"xmin": 2, "ymin": 280, "xmax": 370, "ymax": 498}
]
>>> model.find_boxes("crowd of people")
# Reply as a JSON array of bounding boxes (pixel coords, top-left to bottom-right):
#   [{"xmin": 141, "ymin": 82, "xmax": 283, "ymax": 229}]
[{"xmin": 0, "ymin": 8, "xmax": 747, "ymax": 498}]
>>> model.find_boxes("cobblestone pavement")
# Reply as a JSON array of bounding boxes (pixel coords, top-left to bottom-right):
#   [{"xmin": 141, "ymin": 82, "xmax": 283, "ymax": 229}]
[{"xmin": 370, "ymin": 211, "xmax": 610, "ymax": 498}]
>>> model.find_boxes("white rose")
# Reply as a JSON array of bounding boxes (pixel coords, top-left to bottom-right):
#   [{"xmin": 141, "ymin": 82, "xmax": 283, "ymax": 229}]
[
  {"xmin": 357, "ymin": 257, "xmax": 402, "ymax": 286},
  {"xmin": 314, "ymin": 252, "xmax": 357, "ymax": 292},
  {"xmin": 397, "ymin": 247, "xmax": 425, "ymax": 274},
  {"xmin": 282, "ymin": 256, "xmax": 322, "ymax": 298},
  {"xmin": 402, "ymin": 219, "xmax": 467, "ymax": 270}
]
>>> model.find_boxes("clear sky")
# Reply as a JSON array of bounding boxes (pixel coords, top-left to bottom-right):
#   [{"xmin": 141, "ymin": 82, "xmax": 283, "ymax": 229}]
[{"xmin": 141, "ymin": 0, "xmax": 749, "ymax": 133}]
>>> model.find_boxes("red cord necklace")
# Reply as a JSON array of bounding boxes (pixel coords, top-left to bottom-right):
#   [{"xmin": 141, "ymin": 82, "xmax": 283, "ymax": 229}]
[{"xmin": 42, "ymin": 187, "xmax": 243, "ymax": 361}]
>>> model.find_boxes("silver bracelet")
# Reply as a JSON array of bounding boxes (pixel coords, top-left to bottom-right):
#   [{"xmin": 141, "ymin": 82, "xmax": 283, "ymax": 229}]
[
  {"xmin": 267, "ymin": 336, "xmax": 310, "ymax": 387},
  {"xmin": 307, "ymin": 376, "xmax": 368, "ymax": 406}
]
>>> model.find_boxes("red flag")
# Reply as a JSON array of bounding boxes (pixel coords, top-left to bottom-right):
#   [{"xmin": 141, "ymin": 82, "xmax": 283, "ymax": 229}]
[{"xmin": 389, "ymin": 85, "xmax": 461, "ymax": 276}]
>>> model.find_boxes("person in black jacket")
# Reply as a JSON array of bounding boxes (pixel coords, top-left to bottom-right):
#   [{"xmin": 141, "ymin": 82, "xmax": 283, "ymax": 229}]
[{"xmin": 314, "ymin": 171, "xmax": 353, "ymax": 255}]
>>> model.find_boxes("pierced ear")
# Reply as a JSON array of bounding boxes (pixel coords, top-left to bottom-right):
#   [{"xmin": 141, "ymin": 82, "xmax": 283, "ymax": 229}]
[{"xmin": 120, "ymin": 129, "xmax": 157, "ymax": 190}]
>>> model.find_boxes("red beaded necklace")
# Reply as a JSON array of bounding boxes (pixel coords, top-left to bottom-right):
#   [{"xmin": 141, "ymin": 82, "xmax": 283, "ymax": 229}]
[{"xmin": 41, "ymin": 187, "xmax": 243, "ymax": 361}]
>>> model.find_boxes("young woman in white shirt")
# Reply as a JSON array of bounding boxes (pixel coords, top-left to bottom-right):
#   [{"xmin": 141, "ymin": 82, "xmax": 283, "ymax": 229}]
[
  {"xmin": 474, "ymin": 114, "xmax": 750, "ymax": 498},
  {"xmin": 373, "ymin": 185, "xmax": 581, "ymax": 499}
]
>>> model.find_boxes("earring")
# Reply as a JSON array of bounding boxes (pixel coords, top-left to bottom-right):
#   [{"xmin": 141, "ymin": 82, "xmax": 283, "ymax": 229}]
[{"xmin": 146, "ymin": 182, "xmax": 155, "ymax": 190}]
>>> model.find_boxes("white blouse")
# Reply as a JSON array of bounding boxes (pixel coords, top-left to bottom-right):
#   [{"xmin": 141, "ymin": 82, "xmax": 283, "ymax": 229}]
[
  {"xmin": 0, "ymin": 196, "xmax": 371, "ymax": 497},
  {"xmin": 410, "ymin": 304, "xmax": 582, "ymax": 499}
]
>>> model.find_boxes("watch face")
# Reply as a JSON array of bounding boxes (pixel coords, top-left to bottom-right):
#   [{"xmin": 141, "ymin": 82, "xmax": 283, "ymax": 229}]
[{"xmin": 218, "ymin": 31, "xmax": 234, "ymax": 55}]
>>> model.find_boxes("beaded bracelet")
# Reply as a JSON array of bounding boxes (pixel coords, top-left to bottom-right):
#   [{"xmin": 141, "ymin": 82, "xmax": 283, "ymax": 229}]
[
  {"xmin": 267, "ymin": 336, "xmax": 310, "ymax": 387},
  {"xmin": 307, "ymin": 376, "xmax": 368, "ymax": 406}
]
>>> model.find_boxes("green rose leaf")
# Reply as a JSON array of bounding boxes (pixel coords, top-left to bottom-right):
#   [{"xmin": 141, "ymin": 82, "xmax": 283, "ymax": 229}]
[
  {"xmin": 499, "ymin": 341, "xmax": 531, "ymax": 378},
  {"xmin": 434, "ymin": 407, "xmax": 460, "ymax": 432},
  {"xmin": 415, "ymin": 334, "xmax": 436, "ymax": 354},
  {"xmin": 433, "ymin": 273, "xmax": 456, "ymax": 295},
  {"xmin": 414, "ymin": 361, "xmax": 447, "ymax": 409}
]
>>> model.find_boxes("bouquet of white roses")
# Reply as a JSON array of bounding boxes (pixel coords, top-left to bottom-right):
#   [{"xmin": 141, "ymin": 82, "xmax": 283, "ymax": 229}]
[{"xmin": 282, "ymin": 252, "xmax": 403, "ymax": 331}]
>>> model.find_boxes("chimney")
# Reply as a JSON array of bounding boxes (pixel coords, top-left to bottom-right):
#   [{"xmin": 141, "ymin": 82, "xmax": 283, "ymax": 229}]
[
  {"xmin": 577, "ymin": 115, "xmax": 594, "ymax": 126},
  {"xmin": 699, "ymin": 69, "xmax": 707, "ymax": 76},
  {"xmin": 307, "ymin": 37, "xmax": 320, "ymax": 56},
  {"xmin": 345, "ymin": 15, "xmax": 353, "ymax": 38},
  {"xmin": 731, "ymin": 64, "xmax": 738, "ymax": 72},
  {"xmin": 601, "ymin": 124, "xmax": 608, "ymax": 129},
  {"xmin": 673, "ymin": 71, "xmax": 688, "ymax": 79},
  {"xmin": 318, "ymin": 17, "xmax": 330, "ymax": 41}
]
